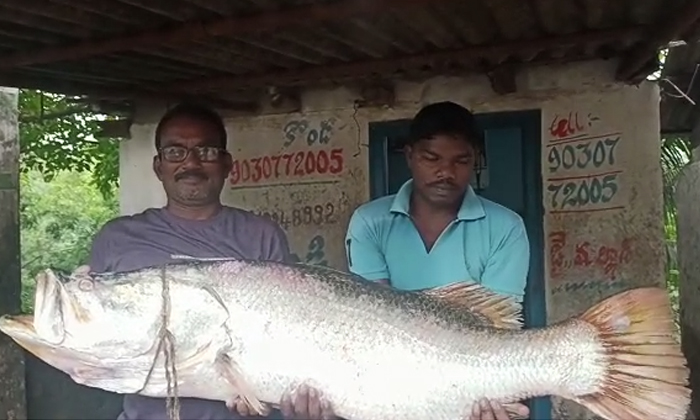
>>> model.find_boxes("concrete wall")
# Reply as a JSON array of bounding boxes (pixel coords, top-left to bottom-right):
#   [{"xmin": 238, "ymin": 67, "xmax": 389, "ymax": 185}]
[
  {"xmin": 676, "ymin": 144, "xmax": 700, "ymax": 420},
  {"xmin": 0, "ymin": 87, "xmax": 27, "ymax": 420},
  {"xmin": 109, "ymin": 59, "xmax": 664, "ymax": 419}
]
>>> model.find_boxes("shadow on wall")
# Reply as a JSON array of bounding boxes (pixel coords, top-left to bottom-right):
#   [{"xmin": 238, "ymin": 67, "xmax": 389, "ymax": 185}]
[{"xmin": 25, "ymin": 352, "xmax": 123, "ymax": 420}]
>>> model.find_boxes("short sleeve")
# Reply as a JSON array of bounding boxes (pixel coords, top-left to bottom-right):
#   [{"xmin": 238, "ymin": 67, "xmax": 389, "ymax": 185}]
[
  {"xmin": 344, "ymin": 210, "xmax": 389, "ymax": 281},
  {"xmin": 265, "ymin": 224, "xmax": 293, "ymax": 263},
  {"xmin": 480, "ymin": 218, "xmax": 530, "ymax": 303},
  {"xmin": 87, "ymin": 224, "xmax": 116, "ymax": 272}
]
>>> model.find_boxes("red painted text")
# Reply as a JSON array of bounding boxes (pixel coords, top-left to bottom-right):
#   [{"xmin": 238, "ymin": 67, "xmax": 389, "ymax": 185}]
[{"xmin": 229, "ymin": 148, "xmax": 344, "ymax": 185}]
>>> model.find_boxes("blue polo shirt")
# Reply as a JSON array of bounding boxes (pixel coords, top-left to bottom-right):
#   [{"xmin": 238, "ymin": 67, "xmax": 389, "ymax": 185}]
[{"xmin": 344, "ymin": 180, "xmax": 530, "ymax": 301}]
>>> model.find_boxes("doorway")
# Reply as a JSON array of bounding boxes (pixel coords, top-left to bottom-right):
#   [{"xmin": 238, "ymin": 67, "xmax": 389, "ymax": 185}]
[{"xmin": 367, "ymin": 109, "xmax": 549, "ymax": 419}]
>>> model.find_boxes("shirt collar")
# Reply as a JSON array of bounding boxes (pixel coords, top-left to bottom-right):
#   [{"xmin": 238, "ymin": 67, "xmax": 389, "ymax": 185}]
[{"xmin": 389, "ymin": 179, "xmax": 486, "ymax": 221}]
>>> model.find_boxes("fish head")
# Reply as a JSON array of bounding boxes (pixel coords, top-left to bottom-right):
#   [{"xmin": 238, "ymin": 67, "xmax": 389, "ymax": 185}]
[
  {"xmin": 28, "ymin": 267, "xmax": 164, "ymax": 360},
  {"xmin": 0, "ymin": 312, "xmax": 164, "ymax": 395},
  {"xmin": 0, "ymin": 313, "xmax": 114, "ymax": 379}
]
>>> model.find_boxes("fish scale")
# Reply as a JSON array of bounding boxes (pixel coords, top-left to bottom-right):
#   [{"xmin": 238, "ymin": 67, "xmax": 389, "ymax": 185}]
[{"xmin": 0, "ymin": 258, "xmax": 692, "ymax": 420}]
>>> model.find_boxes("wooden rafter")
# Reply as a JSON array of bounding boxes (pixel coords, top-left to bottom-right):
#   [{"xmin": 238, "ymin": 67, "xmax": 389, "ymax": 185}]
[
  {"xmin": 0, "ymin": 0, "xmax": 447, "ymax": 70},
  {"xmin": 0, "ymin": 72, "xmax": 259, "ymax": 112},
  {"xmin": 161, "ymin": 26, "xmax": 646, "ymax": 93},
  {"xmin": 0, "ymin": 25, "xmax": 646, "ymax": 102}
]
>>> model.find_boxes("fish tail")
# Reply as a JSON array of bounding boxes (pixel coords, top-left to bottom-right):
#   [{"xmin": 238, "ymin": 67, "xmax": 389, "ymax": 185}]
[{"xmin": 572, "ymin": 287, "xmax": 691, "ymax": 420}]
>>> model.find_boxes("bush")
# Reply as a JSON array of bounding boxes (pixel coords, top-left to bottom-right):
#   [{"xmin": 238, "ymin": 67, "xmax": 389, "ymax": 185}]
[{"xmin": 20, "ymin": 170, "xmax": 118, "ymax": 313}]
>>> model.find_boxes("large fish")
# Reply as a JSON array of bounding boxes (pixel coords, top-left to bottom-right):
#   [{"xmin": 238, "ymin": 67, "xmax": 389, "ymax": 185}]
[{"xmin": 0, "ymin": 259, "xmax": 690, "ymax": 420}]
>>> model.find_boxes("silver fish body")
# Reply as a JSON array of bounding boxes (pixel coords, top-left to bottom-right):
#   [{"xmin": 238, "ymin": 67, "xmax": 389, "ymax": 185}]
[{"xmin": 0, "ymin": 259, "xmax": 691, "ymax": 420}]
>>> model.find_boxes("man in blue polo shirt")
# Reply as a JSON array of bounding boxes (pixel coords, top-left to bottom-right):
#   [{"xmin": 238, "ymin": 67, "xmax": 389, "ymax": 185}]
[{"xmin": 344, "ymin": 101, "xmax": 531, "ymax": 420}]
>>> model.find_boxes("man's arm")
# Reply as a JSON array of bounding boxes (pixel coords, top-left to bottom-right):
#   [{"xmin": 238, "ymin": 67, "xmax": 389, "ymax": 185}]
[
  {"xmin": 469, "ymin": 218, "xmax": 531, "ymax": 420},
  {"xmin": 344, "ymin": 210, "xmax": 390, "ymax": 284},
  {"xmin": 86, "ymin": 223, "xmax": 115, "ymax": 273},
  {"xmin": 479, "ymin": 218, "xmax": 530, "ymax": 303},
  {"xmin": 264, "ymin": 223, "xmax": 294, "ymax": 263}
]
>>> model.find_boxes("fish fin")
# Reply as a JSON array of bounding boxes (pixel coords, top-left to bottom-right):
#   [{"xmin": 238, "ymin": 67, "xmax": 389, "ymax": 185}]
[
  {"xmin": 215, "ymin": 353, "xmax": 270, "ymax": 416},
  {"xmin": 424, "ymin": 282, "xmax": 523, "ymax": 329},
  {"xmin": 572, "ymin": 287, "xmax": 691, "ymax": 420}
]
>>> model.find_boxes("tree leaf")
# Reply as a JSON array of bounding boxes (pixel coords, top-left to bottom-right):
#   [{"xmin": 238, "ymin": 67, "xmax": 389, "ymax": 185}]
[{"xmin": 19, "ymin": 89, "xmax": 121, "ymax": 199}]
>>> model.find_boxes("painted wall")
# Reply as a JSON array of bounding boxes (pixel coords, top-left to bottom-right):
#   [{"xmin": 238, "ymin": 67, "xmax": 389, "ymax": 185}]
[{"xmin": 118, "ymin": 59, "xmax": 665, "ymax": 419}]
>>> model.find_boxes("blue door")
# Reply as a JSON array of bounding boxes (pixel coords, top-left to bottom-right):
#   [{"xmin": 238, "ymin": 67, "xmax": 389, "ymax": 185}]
[{"xmin": 368, "ymin": 110, "xmax": 549, "ymax": 420}]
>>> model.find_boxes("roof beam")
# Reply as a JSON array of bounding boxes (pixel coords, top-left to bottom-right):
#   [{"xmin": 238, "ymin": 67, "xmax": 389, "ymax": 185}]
[
  {"xmin": 0, "ymin": 73, "xmax": 259, "ymax": 112},
  {"xmin": 162, "ymin": 26, "xmax": 646, "ymax": 93},
  {"xmin": 616, "ymin": 1, "xmax": 700, "ymax": 82},
  {"xmin": 0, "ymin": 0, "xmax": 444, "ymax": 71}
]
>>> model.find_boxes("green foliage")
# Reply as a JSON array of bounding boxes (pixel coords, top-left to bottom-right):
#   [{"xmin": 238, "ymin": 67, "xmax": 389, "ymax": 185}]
[
  {"xmin": 660, "ymin": 135, "xmax": 691, "ymax": 334},
  {"xmin": 17, "ymin": 89, "xmax": 123, "ymax": 312},
  {"xmin": 18, "ymin": 89, "xmax": 121, "ymax": 198},
  {"xmin": 661, "ymin": 136, "xmax": 692, "ymax": 227},
  {"xmin": 20, "ymin": 170, "xmax": 119, "ymax": 313}
]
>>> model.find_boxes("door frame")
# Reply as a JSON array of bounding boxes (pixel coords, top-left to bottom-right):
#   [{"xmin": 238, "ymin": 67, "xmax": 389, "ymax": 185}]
[
  {"xmin": 368, "ymin": 118, "xmax": 411, "ymax": 200},
  {"xmin": 367, "ymin": 110, "xmax": 550, "ymax": 419}
]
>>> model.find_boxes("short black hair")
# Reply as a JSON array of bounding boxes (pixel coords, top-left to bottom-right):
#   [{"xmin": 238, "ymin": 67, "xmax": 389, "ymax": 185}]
[
  {"xmin": 154, "ymin": 101, "xmax": 228, "ymax": 150},
  {"xmin": 407, "ymin": 101, "xmax": 484, "ymax": 150}
]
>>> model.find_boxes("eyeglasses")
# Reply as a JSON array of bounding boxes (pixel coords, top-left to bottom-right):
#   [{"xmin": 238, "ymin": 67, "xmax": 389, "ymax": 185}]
[{"xmin": 158, "ymin": 145, "xmax": 226, "ymax": 163}]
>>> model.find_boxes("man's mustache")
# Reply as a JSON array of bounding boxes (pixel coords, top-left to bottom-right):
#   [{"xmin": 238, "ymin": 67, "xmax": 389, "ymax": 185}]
[
  {"xmin": 428, "ymin": 180, "xmax": 457, "ymax": 189},
  {"xmin": 175, "ymin": 170, "xmax": 208, "ymax": 182}
]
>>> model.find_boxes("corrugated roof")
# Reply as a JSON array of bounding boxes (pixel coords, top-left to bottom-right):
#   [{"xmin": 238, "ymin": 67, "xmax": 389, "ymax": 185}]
[{"xmin": 0, "ymin": 0, "xmax": 698, "ymax": 108}]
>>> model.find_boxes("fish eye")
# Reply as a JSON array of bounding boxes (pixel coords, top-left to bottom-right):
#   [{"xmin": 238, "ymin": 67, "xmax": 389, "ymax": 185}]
[{"xmin": 78, "ymin": 278, "xmax": 94, "ymax": 291}]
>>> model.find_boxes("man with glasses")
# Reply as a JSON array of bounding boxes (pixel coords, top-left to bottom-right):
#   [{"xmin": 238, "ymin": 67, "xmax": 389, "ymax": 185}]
[{"xmin": 83, "ymin": 102, "xmax": 333, "ymax": 420}]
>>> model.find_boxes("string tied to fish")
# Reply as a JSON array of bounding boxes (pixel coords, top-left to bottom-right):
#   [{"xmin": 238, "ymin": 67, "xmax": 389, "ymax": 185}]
[
  {"xmin": 159, "ymin": 266, "xmax": 180, "ymax": 420},
  {"xmin": 139, "ymin": 266, "xmax": 181, "ymax": 420}
]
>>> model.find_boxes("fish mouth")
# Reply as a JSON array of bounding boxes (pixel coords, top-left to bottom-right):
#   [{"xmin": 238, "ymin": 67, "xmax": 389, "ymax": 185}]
[
  {"xmin": 0, "ymin": 314, "xmax": 57, "ymax": 358},
  {"xmin": 0, "ymin": 314, "xmax": 112, "ymax": 383},
  {"xmin": 0, "ymin": 313, "xmax": 35, "ymax": 335},
  {"xmin": 33, "ymin": 269, "xmax": 68, "ymax": 345}
]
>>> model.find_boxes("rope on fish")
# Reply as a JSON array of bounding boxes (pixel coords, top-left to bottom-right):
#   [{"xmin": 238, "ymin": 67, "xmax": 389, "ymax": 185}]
[
  {"xmin": 160, "ymin": 266, "xmax": 180, "ymax": 420},
  {"xmin": 71, "ymin": 264, "xmax": 179, "ymax": 416}
]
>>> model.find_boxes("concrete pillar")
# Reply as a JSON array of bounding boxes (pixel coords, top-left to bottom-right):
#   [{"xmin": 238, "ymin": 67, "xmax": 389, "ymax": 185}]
[
  {"xmin": 0, "ymin": 87, "xmax": 27, "ymax": 419},
  {"xmin": 677, "ymin": 118, "xmax": 700, "ymax": 420}
]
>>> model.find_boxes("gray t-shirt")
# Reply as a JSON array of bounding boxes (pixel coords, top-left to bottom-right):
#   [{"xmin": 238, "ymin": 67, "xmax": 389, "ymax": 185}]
[{"xmin": 88, "ymin": 206, "xmax": 291, "ymax": 420}]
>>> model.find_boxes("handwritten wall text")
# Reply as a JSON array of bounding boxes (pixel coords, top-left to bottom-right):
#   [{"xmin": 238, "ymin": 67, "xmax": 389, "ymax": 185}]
[
  {"xmin": 229, "ymin": 148, "xmax": 345, "ymax": 186},
  {"xmin": 547, "ymin": 136, "xmax": 619, "ymax": 173},
  {"xmin": 283, "ymin": 118, "xmax": 337, "ymax": 147},
  {"xmin": 548, "ymin": 112, "xmax": 600, "ymax": 139},
  {"xmin": 545, "ymin": 110, "xmax": 624, "ymax": 214},
  {"xmin": 548, "ymin": 230, "xmax": 633, "ymax": 281},
  {"xmin": 290, "ymin": 235, "xmax": 328, "ymax": 266},
  {"xmin": 253, "ymin": 202, "xmax": 337, "ymax": 229},
  {"xmin": 547, "ymin": 171, "xmax": 620, "ymax": 211}
]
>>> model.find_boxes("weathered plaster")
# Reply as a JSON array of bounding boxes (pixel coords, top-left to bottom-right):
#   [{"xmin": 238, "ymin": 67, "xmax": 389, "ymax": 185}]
[{"xmin": 677, "ymin": 144, "xmax": 700, "ymax": 420}]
